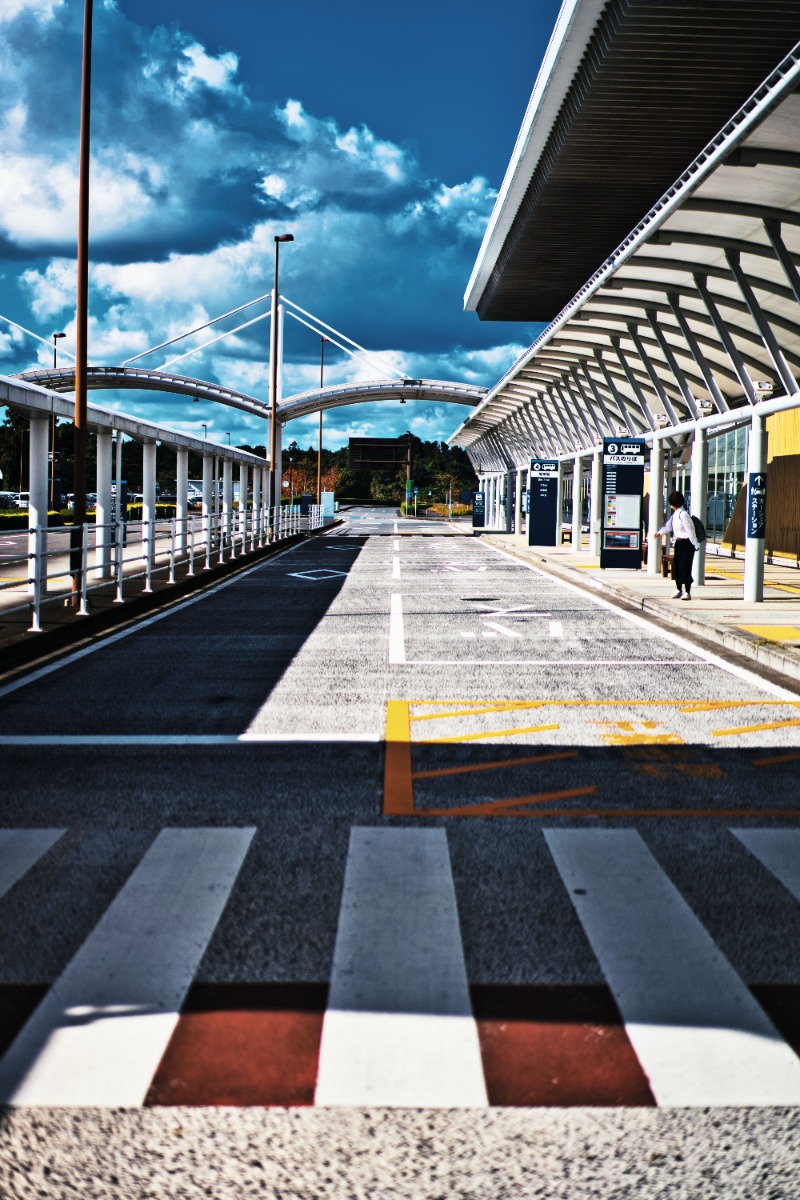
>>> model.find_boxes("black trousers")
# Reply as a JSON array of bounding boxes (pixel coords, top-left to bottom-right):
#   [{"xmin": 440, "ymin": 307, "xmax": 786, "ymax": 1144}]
[{"xmin": 672, "ymin": 537, "xmax": 695, "ymax": 592}]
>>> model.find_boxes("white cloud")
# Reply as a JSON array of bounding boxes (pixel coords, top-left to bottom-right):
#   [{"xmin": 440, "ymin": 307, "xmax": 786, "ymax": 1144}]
[
  {"xmin": 179, "ymin": 42, "xmax": 242, "ymax": 95},
  {"xmin": 0, "ymin": 0, "xmax": 63, "ymax": 22}
]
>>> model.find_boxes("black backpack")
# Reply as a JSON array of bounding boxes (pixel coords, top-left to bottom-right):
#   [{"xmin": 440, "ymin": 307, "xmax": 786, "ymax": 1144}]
[{"xmin": 691, "ymin": 514, "xmax": 707, "ymax": 543}]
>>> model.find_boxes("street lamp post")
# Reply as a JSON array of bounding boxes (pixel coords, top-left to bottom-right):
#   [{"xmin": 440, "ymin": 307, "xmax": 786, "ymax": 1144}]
[
  {"xmin": 72, "ymin": 0, "xmax": 94, "ymax": 603},
  {"xmin": 51, "ymin": 332, "xmax": 66, "ymax": 510},
  {"xmin": 317, "ymin": 337, "xmax": 326, "ymax": 504},
  {"xmin": 269, "ymin": 233, "xmax": 293, "ymax": 509}
]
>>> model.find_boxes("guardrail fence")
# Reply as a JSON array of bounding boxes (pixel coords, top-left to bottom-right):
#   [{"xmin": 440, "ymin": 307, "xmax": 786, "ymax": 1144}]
[{"xmin": 2, "ymin": 504, "xmax": 324, "ymax": 634}]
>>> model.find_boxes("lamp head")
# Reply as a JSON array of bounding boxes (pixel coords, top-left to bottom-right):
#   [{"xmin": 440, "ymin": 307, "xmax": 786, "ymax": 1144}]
[{"xmin": 275, "ymin": 234, "xmax": 294, "ymax": 244}]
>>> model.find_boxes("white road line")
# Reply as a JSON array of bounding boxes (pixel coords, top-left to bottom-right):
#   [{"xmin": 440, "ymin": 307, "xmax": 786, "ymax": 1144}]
[
  {"xmin": 484, "ymin": 543, "xmax": 800, "ymax": 701},
  {"xmin": 393, "ymin": 539, "xmax": 400, "ymax": 552},
  {"xmin": 483, "ymin": 621, "xmax": 522, "ymax": 638},
  {"xmin": 394, "ymin": 521, "xmax": 398, "ymax": 533},
  {"xmin": 544, "ymin": 828, "xmax": 800, "ymax": 1107},
  {"xmin": 732, "ymin": 829, "xmax": 800, "ymax": 901},
  {"xmin": 404, "ymin": 658, "xmax": 698, "ymax": 667},
  {"xmin": 392, "ymin": 555, "xmax": 401, "ymax": 579},
  {"xmin": 315, "ymin": 827, "xmax": 487, "ymax": 1108},
  {"xmin": 389, "ymin": 593, "xmax": 406, "ymax": 664},
  {"xmin": 0, "ymin": 733, "xmax": 383, "ymax": 746},
  {"xmin": 0, "ymin": 830, "xmax": 65, "ymax": 900},
  {"xmin": 0, "ymin": 826, "xmax": 255, "ymax": 1106},
  {"xmin": 549, "ymin": 620, "xmax": 564, "ymax": 638}
]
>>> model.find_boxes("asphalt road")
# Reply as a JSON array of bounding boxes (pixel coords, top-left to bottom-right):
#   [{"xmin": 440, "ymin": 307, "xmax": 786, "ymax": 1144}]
[{"xmin": 1, "ymin": 506, "xmax": 799, "ymax": 1198}]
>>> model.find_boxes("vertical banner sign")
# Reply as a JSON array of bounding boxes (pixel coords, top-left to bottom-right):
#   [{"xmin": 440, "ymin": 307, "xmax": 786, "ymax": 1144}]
[
  {"xmin": 747, "ymin": 472, "xmax": 767, "ymax": 539},
  {"xmin": 472, "ymin": 491, "xmax": 485, "ymax": 529},
  {"xmin": 600, "ymin": 438, "xmax": 645, "ymax": 569},
  {"xmin": 528, "ymin": 459, "xmax": 560, "ymax": 546}
]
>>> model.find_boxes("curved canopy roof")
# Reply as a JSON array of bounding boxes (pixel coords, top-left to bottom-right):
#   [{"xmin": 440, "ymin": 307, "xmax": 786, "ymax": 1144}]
[
  {"xmin": 279, "ymin": 378, "xmax": 484, "ymax": 422},
  {"xmin": 466, "ymin": 0, "xmax": 800, "ymax": 322},
  {"xmin": 451, "ymin": 47, "xmax": 800, "ymax": 469}
]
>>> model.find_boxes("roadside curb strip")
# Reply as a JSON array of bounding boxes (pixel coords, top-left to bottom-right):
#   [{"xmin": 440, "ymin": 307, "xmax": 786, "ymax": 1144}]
[{"xmin": 0, "ymin": 531, "xmax": 314, "ymax": 677}]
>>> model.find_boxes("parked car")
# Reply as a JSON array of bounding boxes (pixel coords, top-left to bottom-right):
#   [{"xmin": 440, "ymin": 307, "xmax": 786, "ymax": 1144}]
[
  {"xmin": 0, "ymin": 492, "xmax": 16, "ymax": 509},
  {"xmin": 10, "ymin": 492, "xmax": 29, "ymax": 509}
]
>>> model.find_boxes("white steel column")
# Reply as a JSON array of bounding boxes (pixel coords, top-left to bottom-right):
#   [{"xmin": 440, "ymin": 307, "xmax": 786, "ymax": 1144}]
[
  {"xmin": 142, "ymin": 441, "xmax": 157, "ymax": 589},
  {"xmin": 239, "ymin": 463, "xmax": 248, "ymax": 554},
  {"xmin": 176, "ymin": 447, "xmax": 189, "ymax": 556},
  {"xmin": 261, "ymin": 464, "xmax": 269, "ymax": 542},
  {"xmin": 647, "ymin": 437, "xmax": 664, "ymax": 576},
  {"xmin": 251, "ymin": 466, "xmax": 261, "ymax": 549},
  {"xmin": 514, "ymin": 468, "xmax": 523, "ymax": 535},
  {"xmin": 202, "ymin": 453, "xmax": 213, "ymax": 566},
  {"xmin": 94, "ymin": 430, "xmax": 112, "ymax": 578},
  {"xmin": 690, "ymin": 425, "xmax": 708, "ymax": 586},
  {"xmin": 27, "ymin": 417, "xmax": 49, "ymax": 596},
  {"xmin": 556, "ymin": 463, "xmax": 565, "ymax": 545},
  {"xmin": 590, "ymin": 446, "xmax": 602, "ymax": 556},
  {"xmin": 222, "ymin": 458, "xmax": 233, "ymax": 552},
  {"xmin": 274, "ymin": 421, "xmax": 283, "ymax": 513},
  {"xmin": 744, "ymin": 413, "xmax": 767, "ymax": 603},
  {"xmin": 571, "ymin": 455, "xmax": 582, "ymax": 551}
]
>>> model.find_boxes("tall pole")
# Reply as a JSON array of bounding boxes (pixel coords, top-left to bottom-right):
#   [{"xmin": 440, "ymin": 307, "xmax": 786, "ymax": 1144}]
[
  {"xmin": 72, "ymin": 0, "xmax": 93, "ymax": 600},
  {"xmin": 51, "ymin": 333, "xmax": 65, "ymax": 510},
  {"xmin": 269, "ymin": 234, "xmax": 293, "ymax": 508},
  {"xmin": 317, "ymin": 337, "xmax": 326, "ymax": 503}
]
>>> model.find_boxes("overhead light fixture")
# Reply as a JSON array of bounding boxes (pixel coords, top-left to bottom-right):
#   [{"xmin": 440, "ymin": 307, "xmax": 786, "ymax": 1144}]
[
  {"xmin": 697, "ymin": 400, "xmax": 714, "ymax": 412},
  {"xmin": 753, "ymin": 380, "xmax": 774, "ymax": 395},
  {"xmin": 655, "ymin": 414, "xmax": 670, "ymax": 427},
  {"xmin": 616, "ymin": 425, "xmax": 629, "ymax": 435}
]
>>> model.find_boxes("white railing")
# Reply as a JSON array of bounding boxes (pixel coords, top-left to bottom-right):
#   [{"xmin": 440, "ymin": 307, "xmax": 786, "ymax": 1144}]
[{"xmin": 0, "ymin": 503, "xmax": 325, "ymax": 634}]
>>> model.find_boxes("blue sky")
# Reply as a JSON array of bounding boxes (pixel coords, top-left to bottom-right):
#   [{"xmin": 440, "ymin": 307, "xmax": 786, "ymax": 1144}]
[{"xmin": 0, "ymin": 0, "xmax": 561, "ymax": 449}]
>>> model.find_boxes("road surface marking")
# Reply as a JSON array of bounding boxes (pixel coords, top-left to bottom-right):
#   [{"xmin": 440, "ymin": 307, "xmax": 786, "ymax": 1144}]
[
  {"xmin": 389, "ymin": 593, "xmax": 406, "ymax": 664},
  {"xmin": 424, "ymin": 723, "xmax": 560, "ymax": 745},
  {"xmin": 484, "ymin": 543, "xmax": 800, "ymax": 701},
  {"xmin": 483, "ymin": 621, "xmax": 522, "ymax": 638},
  {"xmin": 713, "ymin": 719, "xmax": 800, "ymax": 737},
  {"xmin": 752, "ymin": 751, "xmax": 800, "ymax": 766},
  {"xmin": 392, "ymin": 555, "xmax": 401, "ymax": 579},
  {"xmin": 0, "ymin": 826, "xmax": 255, "ymax": 1106},
  {"xmin": 394, "ymin": 539, "xmax": 400, "ymax": 551},
  {"xmin": 545, "ymin": 828, "xmax": 800, "ymax": 1106},
  {"xmin": 732, "ymin": 829, "xmax": 800, "ymax": 901},
  {"xmin": 0, "ymin": 830, "xmax": 65, "ymax": 900},
  {"xmin": 411, "ymin": 750, "xmax": 577, "ymax": 780},
  {"xmin": 549, "ymin": 621, "xmax": 563, "ymax": 638},
  {"xmin": 0, "ymin": 733, "xmax": 383, "ymax": 746},
  {"xmin": 315, "ymin": 827, "xmax": 487, "ymax": 1107}
]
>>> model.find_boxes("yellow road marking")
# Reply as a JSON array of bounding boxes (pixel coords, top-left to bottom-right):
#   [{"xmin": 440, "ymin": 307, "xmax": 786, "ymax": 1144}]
[
  {"xmin": 738, "ymin": 625, "xmax": 800, "ymax": 641},
  {"xmin": 384, "ymin": 700, "xmax": 414, "ymax": 816},
  {"xmin": 713, "ymin": 719, "xmax": 800, "ymax": 737},
  {"xmin": 415, "ymin": 786, "xmax": 597, "ymax": 818},
  {"xmin": 678, "ymin": 700, "xmax": 800, "ymax": 712},
  {"xmin": 711, "ymin": 567, "xmax": 800, "ymax": 596},
  {"xmin": 410, "ymin": 701, "xmax": 549, "ymax": 722},
  {"xmin": 424, "ymin": 723, "xmax": 560, "ymax": 744},
  {"xmin": 412, "ymin": 750, "xmax": 577, "ymax": 780}
]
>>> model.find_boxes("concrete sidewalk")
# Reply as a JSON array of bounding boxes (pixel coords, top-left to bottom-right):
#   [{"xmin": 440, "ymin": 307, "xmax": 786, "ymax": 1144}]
[{"xmin": 482, "ymin": 531, "xmax": 800, "ymax": 688}]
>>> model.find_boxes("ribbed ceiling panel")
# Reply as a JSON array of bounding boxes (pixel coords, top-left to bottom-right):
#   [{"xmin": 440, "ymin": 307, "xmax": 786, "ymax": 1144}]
[{"xmin": 477, "ymin": 0, "xmax": 800, "ymax": 322}]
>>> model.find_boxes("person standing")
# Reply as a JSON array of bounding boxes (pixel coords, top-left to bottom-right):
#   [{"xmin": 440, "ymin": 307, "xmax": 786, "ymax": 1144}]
[{"xmin": 653, "ymin": 490, "xmax": 699, "ymax": 600}]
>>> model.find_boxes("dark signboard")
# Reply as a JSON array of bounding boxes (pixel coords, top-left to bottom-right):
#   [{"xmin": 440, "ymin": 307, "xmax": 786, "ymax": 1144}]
[
  {"xmin": 527, "ymin": 459, "xmax": 560, "ymax": 546},
  {"xmin": 600, "ymin": 438, "xmax": 645, "ymax": 569},
  {"xmin": 472, "ymin": 491, "xmax": 485, "ymax": 529},
  {"xmin": 349, "ymin": 437, "xmax": 410, "ymax": 468},
  {"xmin": 747, "ymin": 472, "xmax": 767, "ymax": 539}
]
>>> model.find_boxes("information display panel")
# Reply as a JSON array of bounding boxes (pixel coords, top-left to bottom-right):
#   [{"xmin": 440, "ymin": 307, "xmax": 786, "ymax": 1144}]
[
  {"xmin": 600, "ymin": 438, "xmax": 645, "ymax": 569},
  {"xmin": 747, "ymin": 472, "xmax": 767, "ymax": 539},
  {"xmin": 472, "ymin": 491, "xmax": 485, "ymax": 529},
  {"xmin": 527, "ymin": 459, "xmax": 560, "ymax": 546}
]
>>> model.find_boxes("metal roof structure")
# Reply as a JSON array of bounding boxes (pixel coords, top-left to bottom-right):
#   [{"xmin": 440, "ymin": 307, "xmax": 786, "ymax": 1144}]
[
  {"xmin": 279, "ymin": 378, "xmax": 484, "ymax": 423},
  {"xmin": 16, "ymin": 367, "xmax": 484, "ymax": 426},
  {"xmin": 451, "ymin": 42, "xmax": 800, "ymax": 468},
  {"xmin": 465, "ymin": 0, "xmax": 800, "ymax": 322}
]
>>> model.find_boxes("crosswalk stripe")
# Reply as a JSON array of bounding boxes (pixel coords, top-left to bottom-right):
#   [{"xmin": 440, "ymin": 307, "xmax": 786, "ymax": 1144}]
[
  {"xmin": 315, "ymin": 827, "xmax": 487, "ymax": 1107},
  {"xmin": 0, "ymin": 830, "xmax": 65, "ymax": 900},
  {"xmin": 732, "ymin": 829, "xmax": 800, "ymax": 901},
  {"xmin": 0, "ymin": 826, "xmax": 255, "ymax": 1106},
  {"xmin": 544, "ymin": 828, "xmax": 800, "ymax": 1106}
]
